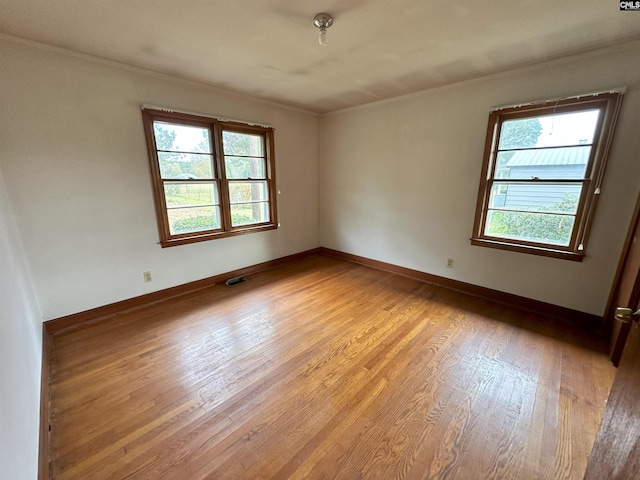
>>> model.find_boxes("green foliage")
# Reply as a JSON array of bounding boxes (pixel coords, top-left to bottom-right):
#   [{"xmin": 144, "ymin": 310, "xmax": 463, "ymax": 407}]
[
  {"xmin": 231, "ymin": 213, "xmax": 254, "ymax": 225},
  {"xmin": 229, "ymin": 183, "xmax": 252, "ymax": 203},
  {"xmin": 487, "ymin": 194, "xmax": 577, "ymax": 245},
  {"xmin": 164, "ymin": 183, "xmax": 213, "ymax": 206},
  {"xmin": 225, "ymin": 157, "xmax": 262, "ymax": 179},
  {"xmin": 159, "ymin": 159, "xmax": 182, "ymax": 178},
  {"xmin": 223, "ymin": 131, "xmax": 260, "ymax": 156},
  {"xmin": 159, "ymin": 154, "xmax": 213, "ymax": 179},
  {"xmin": 500, "ymin": 118, "xmax": 543, "ymax": 150},
  {"xmin": 172, "ymin": 212, "xmax": 257, "ymax": 233},
  {"xmin": 487, "ymin": 211, "xmax": 572, "ymax": 245},
  {"xmin": 154, "ymin": 124, "xmax": 177, "ymax": 151},
  {"xmin": 172, "ymin": 215, "xmax": 218, "ymax": 233}
]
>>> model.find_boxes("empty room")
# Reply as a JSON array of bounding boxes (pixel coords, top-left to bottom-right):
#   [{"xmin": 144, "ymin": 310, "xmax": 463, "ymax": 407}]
[{"xmin": 2, "ymin": 1, "xmax": 640, "ymax": 479}]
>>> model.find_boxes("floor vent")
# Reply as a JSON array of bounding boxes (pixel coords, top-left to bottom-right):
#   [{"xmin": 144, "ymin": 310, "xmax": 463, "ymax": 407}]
[{"xmin": 225, "ymin": 276, "xmax": 246, "ymax": 287}]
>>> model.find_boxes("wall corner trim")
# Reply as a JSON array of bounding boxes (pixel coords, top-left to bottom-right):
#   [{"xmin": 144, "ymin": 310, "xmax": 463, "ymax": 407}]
[{"xmin": 38, "ymin": 324, "xmax": 50, "ymax": 480}]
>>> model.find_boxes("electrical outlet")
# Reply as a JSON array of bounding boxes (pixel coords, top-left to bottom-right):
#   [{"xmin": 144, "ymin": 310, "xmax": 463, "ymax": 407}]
[
  {"xmin": 446, "ymin": 258, "xmax": 454, "ymax": 268},
  {"xmin": 143, "ymin": 271, "xmax": 152, "ymax": 283}
]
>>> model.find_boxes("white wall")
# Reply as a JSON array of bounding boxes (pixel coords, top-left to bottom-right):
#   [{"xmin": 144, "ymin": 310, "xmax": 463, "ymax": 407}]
[
  {"xmin": 0, "ymin": 39, "xmax": 320, "ymax": 320},
  {"xmin": 320, "ymin": 40, "xmax": 640, "ymax": 316},
  {"xmin": 0, "ymin": 167, "xmax": 42, "ymax": 480}
]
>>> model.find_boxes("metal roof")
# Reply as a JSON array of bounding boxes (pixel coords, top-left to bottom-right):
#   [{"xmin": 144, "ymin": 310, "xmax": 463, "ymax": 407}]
[{"xmin": 505, "ymin": 146, "xmax": 590, "ymax": 167}]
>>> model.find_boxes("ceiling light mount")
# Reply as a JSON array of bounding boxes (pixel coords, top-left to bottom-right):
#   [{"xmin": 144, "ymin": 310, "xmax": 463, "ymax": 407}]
[{"xmin": 313, "ymin": 13, "xmax": 334, "ymax": 46}]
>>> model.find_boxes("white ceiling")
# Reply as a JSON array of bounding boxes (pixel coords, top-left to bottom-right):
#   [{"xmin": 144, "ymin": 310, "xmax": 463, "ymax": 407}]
[{"xmin": 1, "ymin": 0, "xmax": 639, "ymax": 113}]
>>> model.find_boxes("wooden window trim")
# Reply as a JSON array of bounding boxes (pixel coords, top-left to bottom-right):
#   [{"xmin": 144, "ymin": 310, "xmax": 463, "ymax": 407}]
[
  {"xmin": 142, "ymin": 109, "xmax": 278, "ymax": 247},
  {"xmin": 471, "ymin": 92, "xmax": 623, "ymax": 261}
]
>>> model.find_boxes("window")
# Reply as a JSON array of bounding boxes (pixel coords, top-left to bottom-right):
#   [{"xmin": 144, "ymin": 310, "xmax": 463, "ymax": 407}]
[
  {"xmin": 471, "ymin": 92, "xmax": 623, "ymax": 261},
  {"xmin": 142, "ymin": 109, "xmax": 277, "ymax": 247}
]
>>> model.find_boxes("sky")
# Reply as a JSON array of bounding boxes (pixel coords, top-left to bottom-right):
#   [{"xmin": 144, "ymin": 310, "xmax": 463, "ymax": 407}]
[{"xmin": 536, "ymin": 109, "xmax": 599, "ymax": 147}]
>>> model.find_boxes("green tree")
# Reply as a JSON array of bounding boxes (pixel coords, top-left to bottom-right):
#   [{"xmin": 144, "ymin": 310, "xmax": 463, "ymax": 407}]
[
  {"xmin": 487, "ymin": 193, "xmax": 578, "ymax": 245},
  {"xmin": 154, "ymin": 124, "xmax": 177, "ymax": 151},
  {"xmin": 500, "ymin": 118, "xmax": 543, "ymax": 150},
  {"xmin": 497, "ymin": 118, "xmax": 543, "ymax": 170}
]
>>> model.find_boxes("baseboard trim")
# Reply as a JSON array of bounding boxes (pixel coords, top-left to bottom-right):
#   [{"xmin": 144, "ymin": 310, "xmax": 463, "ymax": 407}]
[
  {"xmin": 45, "ymin": 248, "xmax": 322, "ymax": 334},
  {"xmin": 38, "ymin": 324, "xmax": 50, "ymax": 480},
  {"xmin": 39, "ymin": 244, "xmax": 600, "ymax": 474},
  {"xmin": 319, "ymin": 247, "xmax": 602, "ymax": 330},
  {"xmin": 40, "ymin": 247, "xmax": 318, "ymax": 478}
]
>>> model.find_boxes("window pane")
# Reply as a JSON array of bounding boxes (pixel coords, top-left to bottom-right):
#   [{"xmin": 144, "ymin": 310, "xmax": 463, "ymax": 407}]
[
  {"xmin": 489, "ymin": 182, "xmax": 581, "ymax": 214},
  {"xmin": 153, "ymin": 122, "xmax": 212, "ymax": 153},
  {"xmin": 496, "ymin": 146, "xmax": 590, "ymax": 180},
  {"xmin": 158, "ymin": 152, "xmax": 214, "ymax": 179},
  {"xmin": 231, "ymin": 202, "xmax": 269, "ymax": 226},
  {"xmin": 498, "ymin": 109, "xmax": 600, "ymax": 150},
  {"xmin": 168, "ymin": 206, "xmax": 221, "ymax": 235},
  {"xmin": 484, "ymin": 210, "xmax": 575, "ymax": 246},
  {"xmin": 222, "ymin": 131, "xmax": 264, "ymax": 156},
  {"xmin": 228, "ymin": 181, "xmax": 268, "ymax": 204},
  {"xmin": 498, "ymin": 117, "xmax": 544, "ymax": 150},
  {"xmin": 224, "ymin": 156, "xmax": 266, "ymax": 179},
  {"xmin": 164, "ymin": 182, "xmax": 219, "ymax": 208}
]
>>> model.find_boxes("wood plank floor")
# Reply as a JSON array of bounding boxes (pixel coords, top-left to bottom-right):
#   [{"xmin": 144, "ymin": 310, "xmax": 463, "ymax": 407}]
[{"xmin": 48, "ymin": 255, "xmax": 616, "ymax": 479}]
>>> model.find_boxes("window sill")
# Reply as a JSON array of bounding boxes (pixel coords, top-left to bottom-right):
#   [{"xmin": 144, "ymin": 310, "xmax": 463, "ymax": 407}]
[
  {"xmin": 160, "ymin": 223, "xmax": 278, "ymax": 248},
  {"xmin": 470, "ymin": 237, "xmax": 585, "ymax": 262}
]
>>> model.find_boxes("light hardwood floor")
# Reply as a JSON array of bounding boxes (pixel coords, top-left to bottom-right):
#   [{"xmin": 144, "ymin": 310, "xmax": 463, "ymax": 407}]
[{"xmin": 48, "ymin": 255, "xmax": 616, "ymax": 479}]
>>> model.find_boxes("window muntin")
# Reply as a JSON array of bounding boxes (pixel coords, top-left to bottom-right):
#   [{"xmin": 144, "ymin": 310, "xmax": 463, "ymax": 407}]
[
  {"xmin": 142, "ymin": 110, "xmax": 277, "ymax": 247},
  {"xmin": 221, "ymin": 129, "xmax": 271, "ymax": 227},
  {"xmin": 472, "ymin": 93, "xmax": 623, "ymax": 260}
]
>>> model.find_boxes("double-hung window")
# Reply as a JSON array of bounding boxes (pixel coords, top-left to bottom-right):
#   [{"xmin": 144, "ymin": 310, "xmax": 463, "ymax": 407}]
[
  {"xmin": 142, "ymin": 109, "xmax": 277, "ymax": 247},
  {"xmin": 471, "ymin": 92, "xmax": 623, "ymax": 261}
]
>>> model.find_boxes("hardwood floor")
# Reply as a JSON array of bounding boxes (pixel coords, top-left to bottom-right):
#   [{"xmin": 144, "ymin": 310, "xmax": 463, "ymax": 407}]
[{"xmin": 48, "ymin": 255, "xmax": 616, "ymax": 479}]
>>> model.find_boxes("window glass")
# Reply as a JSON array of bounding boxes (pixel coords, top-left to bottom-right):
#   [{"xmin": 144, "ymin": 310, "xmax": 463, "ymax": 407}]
[
  {"xmin": 495, "ymin": 146, "xmax": 590, "ymax": 180},
  {"xmin": 498, "ymin": 110, "xmax": 599, "ymax": 150},
  {"xmin": 163, "ymin": 182, "xmax": 219, "ymax": 208},
  {"xmin": 222, "ymin": 131, "xmax": 264, "ymax": 156},
  {"xmin": 153, "ymin": 122, "xmax": 212, "ymax": 153},
  {"xmin": 484, "ymin": 210, "xmax": 575, "ymax": 246},
  {"xmin": 167, "ymin": 206, "xmax": 221, "ymax": 235},
  {"xmin": 143, "ymin": 110, "xmax": 277, "ymax": 246},
  {"xmin": 158, "ymin": 153, "xmax": 214, "ymax": 179},
  {"xmin": 471, "ymin": 93, "xmax": 622, "ymax": 260},
  {"xmin": 224, "ymin": 156, "xmax": 266, "ymax": 179}
]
